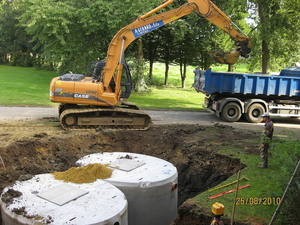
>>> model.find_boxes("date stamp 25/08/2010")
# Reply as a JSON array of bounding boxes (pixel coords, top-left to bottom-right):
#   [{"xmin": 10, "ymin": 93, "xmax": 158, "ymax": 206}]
[{"xmin": 235, "ymin": 197, "xmax": 281, "ymax": 205}]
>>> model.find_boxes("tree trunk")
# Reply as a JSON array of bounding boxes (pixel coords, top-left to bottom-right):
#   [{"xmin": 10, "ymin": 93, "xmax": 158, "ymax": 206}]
[
  {"xmin": 149, "ymin": 59, "xmax": 154, "ymax": 82},
  {"xmin": 258, "ymin": 2, "xmax": 270, "ymax": 74},
  {"xmin": 135, "ymin": 38, "xmax": 147, "ymax": 91},
  {"xmin": 163, "ymin": 41, "xmax": 171, "ymax": 86},
  {"xmin": 146, "ymin": 37, "xmax": 160, "ymax": 82},
  {"xmin": 136, "ymin": 38, "xmax": 144, "ymax": 78},
  {"xmin": 164, "ymin": 60, "xmax": 169, "ymax": 85},
  {"xmin": 180, "ymin": 61, "xmax": 187, "ymax": 88},
  {"xmin": 261, "ymin": 40, "xmax": 270, "ymax": 74}
]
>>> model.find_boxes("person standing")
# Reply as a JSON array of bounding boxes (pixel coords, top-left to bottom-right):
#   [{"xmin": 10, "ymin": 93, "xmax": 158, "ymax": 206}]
[{"xmin": 258, "ymin": 113, "xmax": 274, "ymax": 168}]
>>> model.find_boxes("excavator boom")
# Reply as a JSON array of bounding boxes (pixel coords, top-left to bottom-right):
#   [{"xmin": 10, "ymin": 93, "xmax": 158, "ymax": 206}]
[{"xmin": 103, "ymin": 0, "xmax": 251, "ymax": 89}]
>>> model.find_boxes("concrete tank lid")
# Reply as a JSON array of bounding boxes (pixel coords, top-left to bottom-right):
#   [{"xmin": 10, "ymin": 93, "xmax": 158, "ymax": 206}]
[
  {"xmin": 0, "ymin": 173, "xmax": 127, "ymax": 225},
  {"xmin": 76, "ymin": 152, "xmax": 178, "ymax": 187}
]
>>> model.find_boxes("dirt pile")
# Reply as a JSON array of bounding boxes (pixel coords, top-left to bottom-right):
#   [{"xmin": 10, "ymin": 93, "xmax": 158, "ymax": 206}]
[
  {"xmin": 52, "ymin": 163, "xmax": 113, "ymax": 183},
  {"xmin": 0, "ymin": 118, "xmax": 259, "ymax": 225}
]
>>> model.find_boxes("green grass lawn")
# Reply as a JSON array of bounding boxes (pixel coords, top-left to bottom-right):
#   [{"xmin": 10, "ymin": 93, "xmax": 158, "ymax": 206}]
[
  {"xmin": 0, "ymin": 63, "xmax": 207, "ymax": 110},
  {"xmin": 196, "ymin": 144, "xmax": 282, "ymax": 223},
  {"xmin": 130, "ymin": 63, "xmax": 250, "ymax": 110},
  {"xmin": 195, "ymin": 132, "xmax": 300, "ymax": 224},
  {"xmin": 129, "ymin": 63, "xmax": 204, "ymax": 110},
  {"xmin": 0, "ymin": 63, "xmax": 249, "ymax": 109},
  {"xmin": 0, "ymin": 65, "xmax": 58, "ymax": 106}
]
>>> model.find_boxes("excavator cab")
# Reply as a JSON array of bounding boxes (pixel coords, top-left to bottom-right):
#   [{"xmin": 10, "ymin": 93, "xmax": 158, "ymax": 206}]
[
  {"xmin": 86, "ymin": 60, "xmax": 105, "ymax": 82},
  {"xmin": 86, "ymin": 60, "xmax": 133, "ymax": 99},
  {"xmin": 119, "ymin": 62, "xmax": 133, "ymax": 99}
]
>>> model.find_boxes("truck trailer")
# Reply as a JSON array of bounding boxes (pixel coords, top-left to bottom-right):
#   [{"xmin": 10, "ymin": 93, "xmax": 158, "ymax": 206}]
[{"xmin": 193, "ymin": 67, "xmax": 300, "ymax": 123}]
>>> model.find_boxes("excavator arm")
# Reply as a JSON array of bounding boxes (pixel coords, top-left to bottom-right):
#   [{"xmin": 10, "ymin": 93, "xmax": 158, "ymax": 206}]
[{"xmin": 102, "ymin": 0, "xmax": 252, "ymax": 91}]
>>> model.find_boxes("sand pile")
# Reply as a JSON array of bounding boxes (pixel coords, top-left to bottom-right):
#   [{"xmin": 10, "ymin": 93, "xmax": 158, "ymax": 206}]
[{"xmin": 52, "ymin": 163, "xmax": 112, "ymax": 184}]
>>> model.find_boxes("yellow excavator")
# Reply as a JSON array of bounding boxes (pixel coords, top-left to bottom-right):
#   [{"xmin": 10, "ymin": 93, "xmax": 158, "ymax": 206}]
[{"xmin": 50, "ymin": 0, "xmax": 252, "ymax": 130}]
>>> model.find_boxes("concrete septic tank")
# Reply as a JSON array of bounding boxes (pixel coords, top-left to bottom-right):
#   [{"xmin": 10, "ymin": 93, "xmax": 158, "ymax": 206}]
[
  {"xmin": 77, "ymin": 152, "xmax": 178, "ymax": 225},
  {"xmin": 0, "ymin": 174, "xmax": 128, "ymax": 225}
]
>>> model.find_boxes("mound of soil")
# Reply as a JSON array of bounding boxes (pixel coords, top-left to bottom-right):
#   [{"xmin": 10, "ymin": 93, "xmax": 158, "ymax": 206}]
[{"xmin": 0, "ymin": 118, "xmax": 260, "ymax": 225}]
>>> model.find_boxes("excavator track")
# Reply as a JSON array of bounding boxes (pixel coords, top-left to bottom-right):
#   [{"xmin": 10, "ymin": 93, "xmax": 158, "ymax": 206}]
[{"xmin": 59, "ymin": 106, "xmax": 152, "ymax": 130}]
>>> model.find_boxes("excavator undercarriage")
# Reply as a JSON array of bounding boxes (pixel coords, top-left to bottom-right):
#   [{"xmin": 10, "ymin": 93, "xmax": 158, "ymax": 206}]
[{"xmin": 59, "ymin": 104, "xmax": 152, "ymax": 130}]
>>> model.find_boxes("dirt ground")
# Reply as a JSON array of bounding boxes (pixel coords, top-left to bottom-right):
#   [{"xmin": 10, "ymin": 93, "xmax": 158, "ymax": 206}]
[{"xmin": 0, "ymin": 117, "xmax": 263, "ymax": 225}]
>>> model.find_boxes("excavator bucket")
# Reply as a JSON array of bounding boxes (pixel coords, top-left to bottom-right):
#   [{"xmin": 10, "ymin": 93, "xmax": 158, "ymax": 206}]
[
  {"xmin": 210, "ymin": 40, "xmax": 251, "ymax": 65},
  {"xmin": 209, "ymin": 49, "xmax": 240, "ymax": 65}
]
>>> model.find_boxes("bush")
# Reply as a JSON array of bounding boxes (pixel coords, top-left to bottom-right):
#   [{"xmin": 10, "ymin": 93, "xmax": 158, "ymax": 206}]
[{"xmin": 10, "ymin": 52, "xmax": 34, "ymax": 67}]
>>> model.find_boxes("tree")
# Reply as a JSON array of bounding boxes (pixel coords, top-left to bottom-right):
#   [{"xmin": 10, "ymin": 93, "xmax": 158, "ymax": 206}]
[
  {"xmin": 142, "ymin": 0, "xmax": 235, "ymax": 87},
  {"xmin": 17, "ymin": 0, "xmax": 162, "ymax": 73},
  {"xmin": 157, "ymin": 25, "xmax": 179, "ymax": 86},
  {"xmin": 0, "ymin": 0, "xmax": 36, "ymax": 66},
  {"xmin": 172, "ymin": 14, "xmax": 216, "ymax": 87},
  {"xmin": 247, "ymin": 0, "xmax": 300, "ymax": 73},
  {"xmin": 142, "ymin": 30, "xmax": 162, "ymax": 82}
]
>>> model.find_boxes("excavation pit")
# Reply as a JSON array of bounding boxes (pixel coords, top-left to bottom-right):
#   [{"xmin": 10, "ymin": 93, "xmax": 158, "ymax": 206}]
[{"xmin": 0, "ymin": 121, "xmax": 259, "ymax": 225}]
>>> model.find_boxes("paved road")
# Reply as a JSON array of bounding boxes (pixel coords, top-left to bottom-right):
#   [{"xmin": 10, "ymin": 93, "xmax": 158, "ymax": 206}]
[
  {"xmin": 1, "ymin": 106, "xmax": 300, "ymax": 132},
  {"xmin": 0, "ymin": 106, "xmax": 216, "ymax": 125}
]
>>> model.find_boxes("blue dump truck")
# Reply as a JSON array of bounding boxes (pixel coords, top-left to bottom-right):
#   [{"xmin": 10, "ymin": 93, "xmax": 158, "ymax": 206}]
[{"xmin": 193, "ymin": 67, "xmax": 300, "ymax": 123}]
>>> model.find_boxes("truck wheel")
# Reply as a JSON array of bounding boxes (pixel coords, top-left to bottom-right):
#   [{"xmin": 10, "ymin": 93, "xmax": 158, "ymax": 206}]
[
  {"xmin": 245, "ymin": 103, "xmax": 264, "ymax": 123},
  {"xmin": 221, "ymin": 102, "xmax": 241, "ymax": 122}
]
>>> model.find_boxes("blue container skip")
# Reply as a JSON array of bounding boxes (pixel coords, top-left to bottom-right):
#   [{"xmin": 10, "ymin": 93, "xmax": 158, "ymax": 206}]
[{"xmin": 193, "ymin": 68, "xmax": 300, "ymax": 97}]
